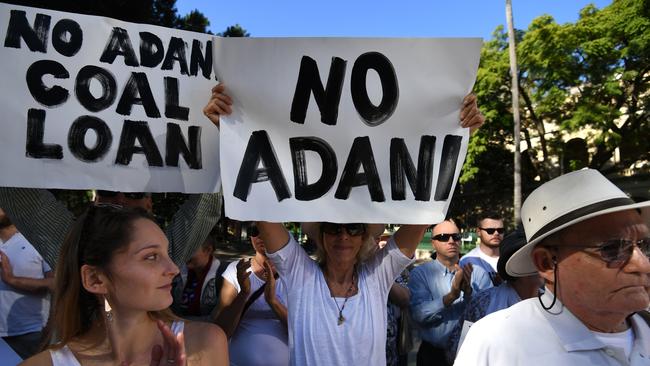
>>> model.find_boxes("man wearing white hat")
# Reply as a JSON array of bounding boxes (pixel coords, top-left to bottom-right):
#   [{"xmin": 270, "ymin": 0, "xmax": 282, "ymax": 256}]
[{"xmin": 455, "ymin": 169, "xmax": 650, "ymax": 365}]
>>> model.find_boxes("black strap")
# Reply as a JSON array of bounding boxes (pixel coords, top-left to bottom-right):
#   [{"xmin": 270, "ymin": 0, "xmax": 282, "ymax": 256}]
[
  {"xmin": 240, "ymin": 273, "xmax": 280, "ymax": 319},
  {"xmin": 638, "ymin": 310, "xmax": 650, "ymax": 327}
]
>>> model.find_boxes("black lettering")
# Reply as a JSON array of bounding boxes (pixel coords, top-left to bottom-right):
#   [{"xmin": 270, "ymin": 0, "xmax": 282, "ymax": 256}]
[
  {"xmin": 25, "ymin": 108, "xmax": 62, "ymax": 159},
  {"xmin": 351, "ymin": 52, "xmax": 399, "ymax": 126},
  {"xmin": 390, "ymin": 136, "xmax": 436, "ymax": 201},
  {"xmin": 233, "ymin": 130, "xmax": 291, "ymax": 202},
  {"xmin": 165, "ymin": 123, "xmax": 202, "ymax": 169},
  {"xmin": 3, "ymin": 10, "xmax": 50, "ymax": 53},
  {"xmin": 164, "ymin": 77, "xmax": 189, "ymax": 121},
  {"xmin": 139, "ymin": 32, "xmax": 164, "ymax": 68},
  {"xmin": 99, "ymin": 27, "xmax": 139, "ymax": 66},
  {"xmin": 189, "ymin": 39, "xmax": 212, "ymax": 80},
  {"xmin": 51, "ymin": 19, "xmax": 82, "ymax": 57},
  {"xmin": 68, "ymin": 115, "xmax": 112, "ymax": 162},
  {"xmin": 116, "ymin": 72, "xmax": 161, "ymax": 117},
  {"xmin": 290, "ymin": 56, "xmax": 347, "ymax": 125},
  {"xmin": 289, "ymin": 137, "xmax": 337, "ymax": 201},
  {"xmin": 115, "ymin": 120, "xmax": 163, "ymax": 167},
  {"xmin": 434, "ymin": 135, "xmax": 462, "ymax": 201},
  {"xmin": 26, "ymin": 60, "xmax": 69, "ymax": 107},
  {"xmin": 161, "ymin": 37, "xmax": 189, "ymax": 75},
  {"xmin": 75, "ymin": 65, "xmax": 117, "ymax": 112},
  {"xmin": 335, "ymin": 136, "xmax": 385, "ymax": 202}
]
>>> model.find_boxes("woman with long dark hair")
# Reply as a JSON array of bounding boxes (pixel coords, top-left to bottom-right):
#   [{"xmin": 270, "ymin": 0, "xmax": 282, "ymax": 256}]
[{"xmin": 21, "ymin": 205, "xmax": 228, "ymax": 366}]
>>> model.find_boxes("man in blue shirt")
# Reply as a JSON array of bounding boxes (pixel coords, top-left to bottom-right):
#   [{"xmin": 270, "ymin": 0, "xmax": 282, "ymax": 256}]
[{"xmin": 409, "ymin": 219, "xmax": 492, "ymax": 366}]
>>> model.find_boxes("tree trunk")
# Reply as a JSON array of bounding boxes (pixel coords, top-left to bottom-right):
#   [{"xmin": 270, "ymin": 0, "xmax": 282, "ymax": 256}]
[{"xmin": 506, "ymin": 0, "xmax": 522, "ymax": 224}]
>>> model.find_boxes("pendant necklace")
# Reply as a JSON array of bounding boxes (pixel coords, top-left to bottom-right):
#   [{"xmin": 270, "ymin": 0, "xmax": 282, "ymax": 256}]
[{"xmin": 329, "ymin": 267, "xmax": 357, "ymax": 326}]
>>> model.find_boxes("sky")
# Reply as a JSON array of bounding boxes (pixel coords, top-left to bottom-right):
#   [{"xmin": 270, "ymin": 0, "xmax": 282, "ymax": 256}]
[{"xmin": 177, "ymin": 0, "xmax": 612, "ymax": 40}]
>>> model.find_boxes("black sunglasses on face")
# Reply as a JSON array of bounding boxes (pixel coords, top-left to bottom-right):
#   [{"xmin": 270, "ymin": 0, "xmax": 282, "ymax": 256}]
[
  {"xmin": 97, "ymin": 190, "xmax": 148, "ymax": 200},
  {"xmin": 479, "ymin": 227, "xmax": 505, "ymax": 235},
  {"xmin": 556, "ymin": 237, "xmax": 650, "ymax": 268},
  {"xmin": 432, "ymin": 233, "xmax": 461, "ymax": 242},
  {"xmin": 321, "ymin": 223, "xmax": 366, "ymax": 237}
]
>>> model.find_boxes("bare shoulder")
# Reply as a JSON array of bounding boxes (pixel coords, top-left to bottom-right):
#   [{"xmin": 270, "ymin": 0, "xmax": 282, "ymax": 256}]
[
  {"xmin": 19, "ymin": 349, "xmax": 53, "ymax": 366},
  {"xmin": 184, "ymin": 321, "xmax": 228, "ymax": 366}
]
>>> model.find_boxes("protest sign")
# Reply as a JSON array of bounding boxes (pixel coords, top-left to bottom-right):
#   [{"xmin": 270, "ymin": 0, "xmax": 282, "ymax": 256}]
[
  {"xmin": 214, "ymin": 38, "xmax": 481, "ymax": 224},
  {"xmin": 0, "ymin": 4, "xmax": 220, "ymax": 193}
]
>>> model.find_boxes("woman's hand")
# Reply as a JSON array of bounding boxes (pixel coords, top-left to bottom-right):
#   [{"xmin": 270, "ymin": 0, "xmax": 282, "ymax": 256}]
[
  {"xmin": 460, "ymin": 93, "xmax": 485, "ymax": 134},
  {"xmin": 149, "ymin": 320, "xmax": 186, "ymax": 366},
  {"xmin": 263, "ymin": 260, "xmax": 277, "ymax": 304},
  {"xmin": 203, "ymin": 84, "xmax": 233, "ymax": 128},
  {"xmin": 236, "ymin": 258, "xmax": 252, "ymax": 295}
]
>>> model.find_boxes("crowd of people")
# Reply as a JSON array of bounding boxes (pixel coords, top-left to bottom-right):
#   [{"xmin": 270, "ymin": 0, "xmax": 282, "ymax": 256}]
[{"xmin": 0, "ymin": 86, "xmax": 647, "ymax": 366}]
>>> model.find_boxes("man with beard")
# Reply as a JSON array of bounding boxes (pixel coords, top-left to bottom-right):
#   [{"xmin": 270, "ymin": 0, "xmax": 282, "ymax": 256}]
[
  {"xmin": 409, "ymin": 219, "xmax": 492, "ymax": 366},
  {"xmin": 460, "ymin": 213, "xmax": 504, "ymax": 285},
  {"xmin": 0, "ymin": 208, "xmax": 53, "ymax": 359}
]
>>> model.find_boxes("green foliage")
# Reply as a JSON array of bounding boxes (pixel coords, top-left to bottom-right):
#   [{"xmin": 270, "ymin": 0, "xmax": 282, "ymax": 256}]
[{"xmin": 218, "ymin": 24, "xmax": 251, "ymax": 37}]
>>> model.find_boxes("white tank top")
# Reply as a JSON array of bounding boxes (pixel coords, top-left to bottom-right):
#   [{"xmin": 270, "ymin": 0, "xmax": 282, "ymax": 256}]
[{"xmin": 49, "ymin": 321, "xmax": 185, "ymax": 366}]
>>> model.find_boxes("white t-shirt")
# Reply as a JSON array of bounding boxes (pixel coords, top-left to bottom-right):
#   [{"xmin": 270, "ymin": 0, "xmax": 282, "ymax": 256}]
[
  {"xmin": 460, "ymin": 246, "xmax": 499, "ymax": 271},
  {"xmin": 267, "ymin": 235, "xmax": 414, "ymax": 366},
  {"xmin": 0, "ymin": 233, "xmax": 51, "ymax": 336},
  {"xmin": 222, "ymin": 260, "xmax": 289, "ymax": 366}
]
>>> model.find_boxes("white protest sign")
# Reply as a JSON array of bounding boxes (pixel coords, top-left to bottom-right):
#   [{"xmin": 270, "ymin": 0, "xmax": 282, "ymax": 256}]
[
  {"xmin": 0, "ymin": 4, "xmax": 220, "ymax": 193},
  {"xmin": 214, "ymin": 38, "xmax": 481, "ymax": 224}
]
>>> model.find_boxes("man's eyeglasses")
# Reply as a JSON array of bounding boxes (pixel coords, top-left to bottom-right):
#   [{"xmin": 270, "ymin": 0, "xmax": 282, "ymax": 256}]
[
  {"xmin": 432, "ymin": 233, "xmax": 461, "ymax": 242},
  {"xmin": 554, "ymin": 237, "xmax": 650, "ymax": 268},
  {"xmin": 97, "ymin": 190, "xmax": 149, "ymax": 200},
  {"xmin": 321, "ymin": 223, "xmax": 366, "ymax": 237},
  {"xmin": 479, "ymin": 228, "xmax": 504, "ymax": 235}
]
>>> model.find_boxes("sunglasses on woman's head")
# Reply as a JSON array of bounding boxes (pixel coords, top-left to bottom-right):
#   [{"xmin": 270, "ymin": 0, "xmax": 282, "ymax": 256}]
[
  {"xmin": 320, "ymin": 223, "xmax": 366, "ymax": 236},
  {"xmin": 432, "ymin": 233, "xmax": 461, "ymax": 242},
  {"xmin": 554, "ymin": 237, "xmax": 650, "ymax": 268},
  {"xmin": 97, "ymin": 190, "xmax": 148, "ymax": 199}
]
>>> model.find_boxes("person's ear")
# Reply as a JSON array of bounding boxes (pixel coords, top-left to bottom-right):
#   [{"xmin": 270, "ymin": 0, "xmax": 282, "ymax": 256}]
[
  {"xmin": 532, "ymin": 246, "xmax": 557, "ymax": 283},
  {"xmin": 80, "ymin": 264, "xmax": 108, "ymax": 295}
]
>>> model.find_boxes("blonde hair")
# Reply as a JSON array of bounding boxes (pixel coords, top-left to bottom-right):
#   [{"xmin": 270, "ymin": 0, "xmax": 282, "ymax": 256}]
[{"xmin": 314, "ymin": 224, "xmax": 378, "ymax": 265}]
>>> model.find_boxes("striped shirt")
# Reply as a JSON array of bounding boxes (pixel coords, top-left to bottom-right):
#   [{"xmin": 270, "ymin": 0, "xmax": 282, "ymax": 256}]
[{"xmin": 0, "ymin": 187, "xmax": 221, "ymax": 269}]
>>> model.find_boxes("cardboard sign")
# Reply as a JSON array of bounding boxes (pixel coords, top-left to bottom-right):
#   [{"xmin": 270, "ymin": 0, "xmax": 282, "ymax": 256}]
[
  {"xmin": 214, "ymin": 38, "xmax": 481, "ymax": 223},
  {"xmin": 0, "ymin": 4, "xmax": 220, "ymax": 193}
]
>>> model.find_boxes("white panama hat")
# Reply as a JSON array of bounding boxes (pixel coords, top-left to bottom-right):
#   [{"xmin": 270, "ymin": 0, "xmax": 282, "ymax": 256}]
[{"xmin": 506, "ymin": 169, "xmax": 650, "ymax": 277}]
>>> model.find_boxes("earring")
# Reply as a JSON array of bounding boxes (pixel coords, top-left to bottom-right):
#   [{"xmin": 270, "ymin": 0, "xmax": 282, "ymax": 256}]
[{"xmin": 104, "ymin": 297, "xmax": 113, "ymax": 322}]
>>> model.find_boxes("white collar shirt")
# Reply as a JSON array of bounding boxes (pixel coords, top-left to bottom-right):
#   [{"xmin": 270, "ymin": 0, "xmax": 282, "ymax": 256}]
[{"xmin": 454, "ymin": 290, "xmax": 650, "ymax": 366}]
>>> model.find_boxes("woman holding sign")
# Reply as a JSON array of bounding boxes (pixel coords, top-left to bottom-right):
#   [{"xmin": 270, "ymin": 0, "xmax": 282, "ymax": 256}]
[
  {"xmin": 205, "ymin": 87, "xmax": 484, "ymax": 365},
  {"xmin": 20, "ymin": 205, "xmax": 228, "ymax": 366}
]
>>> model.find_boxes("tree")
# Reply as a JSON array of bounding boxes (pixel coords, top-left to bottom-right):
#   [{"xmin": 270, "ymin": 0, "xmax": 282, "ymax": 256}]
[
  {"xmin": 455, "ymin": 0, "xmax": 649, "ymax": 223},
  {"xmin": 179, "ymin": 9, "xmax": 212, "ymax": 33},
  {"xmin": 219, "ymin": 24, "xmax": 250, "ymax": 37}
]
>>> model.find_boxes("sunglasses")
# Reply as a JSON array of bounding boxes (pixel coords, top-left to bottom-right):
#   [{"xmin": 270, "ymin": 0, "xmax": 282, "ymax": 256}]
[
  {"xmin": 479, "ymin": 227, "xmax": 505, "ymax": 235},
  {"xmin": 249, "ymin": 226, "xmax": 260, "ymax": 237},
  {"xmin": 97, "ymin": 190, "xmax": 149, "ymax": 200},
  {"xmin": 320, "ymin": 223, "xmax": 366, "ymax": 237},
  {"xmin": 432, "ymin": 233, "xmax": 461, "ymax": 242},
  {"xmin": 556, "ymin": 237, "xmax": 650, "ymax": 268}
]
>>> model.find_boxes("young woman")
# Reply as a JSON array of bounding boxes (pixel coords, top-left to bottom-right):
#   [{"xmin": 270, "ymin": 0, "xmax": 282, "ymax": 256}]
[{"xmin": 21, "ymin": 205, "xmax": 228, "ymax": 366}]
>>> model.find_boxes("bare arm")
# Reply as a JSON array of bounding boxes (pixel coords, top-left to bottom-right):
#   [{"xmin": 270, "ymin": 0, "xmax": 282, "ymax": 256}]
[
  {"xmin": 388, "ymin": 282, "xmax": 410, "ymax": 308},
  {"xmin": 0, "ymin": 252, "xmax": 54, "ymax": 293},
  {"xmin": 263, "ymin": 261, "xmax": 288, "ymax": 327},
  {"xmin": 393, "ymin": 225, "xmax": 429, "ymax": 258},
  {"xmin": 257, "ymin": 222, "xmax": 290, "ymax": 254},
  {"xmin": 213, "ymin": 259, "xmax": 251, "ymax": 338}
]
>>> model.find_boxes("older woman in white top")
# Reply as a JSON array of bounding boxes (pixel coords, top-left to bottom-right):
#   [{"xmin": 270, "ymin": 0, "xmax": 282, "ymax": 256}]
[{"xmin": 205, "ymin": 84, "xmax": 484, "ymax": 365}]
